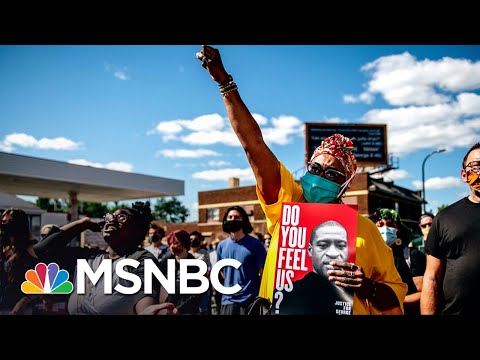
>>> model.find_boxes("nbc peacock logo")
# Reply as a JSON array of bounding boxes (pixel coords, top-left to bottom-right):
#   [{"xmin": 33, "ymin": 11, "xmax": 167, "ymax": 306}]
[{"xmin": 21, "ymin": 263, "xmax": 74, "ymax": 294}]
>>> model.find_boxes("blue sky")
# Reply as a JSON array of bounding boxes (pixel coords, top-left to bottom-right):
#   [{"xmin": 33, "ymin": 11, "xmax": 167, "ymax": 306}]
[{"xmin": 1, "ymin": 45, "xmax": 479, "ymax": 221}]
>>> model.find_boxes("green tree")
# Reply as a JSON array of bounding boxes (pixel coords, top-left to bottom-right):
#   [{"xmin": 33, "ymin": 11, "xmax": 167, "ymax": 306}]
[
  {"xmin": 436, "ymin": 204, "xmax": 449, "ymax": 213},
  {"xmin": 79, "ymin": 202, "xmax": 109, "ymax": 219},
  {"xmin": 35, "ymin": 197, "xmax": 68, "ymax": 212},
  {"xmin": 153, "ymin": 197, "xmax": 189, "ymax": 223},
  {"xmin": 36, "ymin": 197, "xmax": 52, "ymax": 211},
  {"xmin": 107, "ymin": 201, "xmax": 130, "ymax": 214}
]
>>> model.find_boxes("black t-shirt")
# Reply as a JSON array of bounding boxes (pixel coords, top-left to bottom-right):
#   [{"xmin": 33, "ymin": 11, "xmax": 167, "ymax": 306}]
[
  {"xmin": 158, "ymin": 253, "xmax": 201, "ymax": 315},
  {"xmin": 409, "ymin": 248, "xmax": 426, "ymax": 278},
  {"xmin": 425, "ymin": 197, "xmax": 480, "ymax": 315},
  {"xmin": 393, "ymin": 247, "xmax": 419, "ymax": 315},
  {"xmin": 279, "ymin": 272, "xmax": 353, "ymax": 315}
]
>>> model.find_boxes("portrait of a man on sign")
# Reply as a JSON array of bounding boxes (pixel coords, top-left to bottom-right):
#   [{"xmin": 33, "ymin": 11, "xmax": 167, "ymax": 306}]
[{"xmin": 273, "ymin": 202, "xmax": 358, "ymax": 315}]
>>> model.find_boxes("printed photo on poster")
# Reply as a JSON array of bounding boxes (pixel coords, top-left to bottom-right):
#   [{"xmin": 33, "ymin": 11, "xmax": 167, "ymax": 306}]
[{"xmin": 273, "ymin": 202, "xmax": 358, "ymax": 315}]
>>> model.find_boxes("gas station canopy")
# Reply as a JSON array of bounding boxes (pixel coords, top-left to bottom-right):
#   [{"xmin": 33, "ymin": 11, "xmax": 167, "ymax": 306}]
[{"xmin": 0, "ymin": 152, "xmax": 184, "ymax": 203}]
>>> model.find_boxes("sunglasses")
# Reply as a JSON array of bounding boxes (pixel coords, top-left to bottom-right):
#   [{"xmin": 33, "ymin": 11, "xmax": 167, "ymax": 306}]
[
  {"xmin": 307, "ymin": 162, "xmax": 346, "ymax": 181},
  {"xmin": 420, "ymin": 223, "xmax": 432, "ymax": 229},
  {"xmin": 104, "ymin": 213, "xmax": 129, "ymax": 224}
]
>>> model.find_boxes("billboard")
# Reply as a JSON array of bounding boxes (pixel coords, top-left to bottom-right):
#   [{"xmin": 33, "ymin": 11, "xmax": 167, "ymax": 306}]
[{"xmin": 305, "ymin": 123, "xmax": 388, "ymax": 166}]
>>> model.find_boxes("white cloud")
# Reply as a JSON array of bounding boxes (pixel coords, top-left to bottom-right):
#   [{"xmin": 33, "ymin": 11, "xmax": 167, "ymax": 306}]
[
  {"xmin": 149, "ymin": 113, "xmax": 303, "ymax": 148},
  {"xmin": 0, "ymin": 133, "xmax": 81, "ymax": 152},
  {"xmin": 350, "ymin": 52, "xmax": 480, "ymax": 107},
  {"xmin": 156, "ymin": 149, "xmax": 221, "ymax": 159},
  {"xmin": 183, "ymin": 130, "xmax": 242, "ymax": 146},
  {"xmin": 262, "ymin": 115, "xmax": 304, "ymax": 145},
  {"xmin": 371, "ymin": 169, "xmax": 409, "ymax": 182},
  {"xmin": 150, "ymin": 114, "xmax": 225, "ymax": 136},
  {"xmin": 183, "ymin": 114, "xmax": 225, "ymax": 132},
  {"xmin": 105, "ymin": 62, "xmax": 129, "ymax": 80},
  {"xmin": 456, "ymin": 93, "xmax": 480, "ymax": 115},
  {"xmin": 192, "ymin": 167, "xmax": 255, "ymax": 182},
  {"xmin": 252, "ymin": 113, "xmax": 268, "ymax": 126},
  {"xmin": 411, "ymin": 176, "xmax": 463, "ymax": 190},
  {"xmin": 343, "ymin": 92, "xmax": 374, "ymax": 104},
  {"xmin": 324, "ymin": 117, "xmax": 349, "ymax": 124},
  {"xmin": 114, "ymin": 71, "xmax": 128, "ymax": 80},
  {"xmin": 343, "ymin": 95, "xmax": 358, "ymax": 104},
  {"xmin": 363, "ymin": 101, "xmax": 479, "ymax": 156},
  {"xmin": 68, "ymin": 159, "xmax": 133, "ymax": 172},
  {"xmin": 207, "ymin": 160, "xmax": 231, "ymax": 166}
]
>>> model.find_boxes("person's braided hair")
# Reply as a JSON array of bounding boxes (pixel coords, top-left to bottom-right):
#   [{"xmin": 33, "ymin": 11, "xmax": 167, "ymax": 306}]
[{"xmin": 128, "ymin": 201, "xmax": 153, "ymax": 244}]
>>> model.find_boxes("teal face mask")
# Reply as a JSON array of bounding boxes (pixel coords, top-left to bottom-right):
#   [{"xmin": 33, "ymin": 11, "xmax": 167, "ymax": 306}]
[
  {"xmin": 379, "ymin": 226, "xmax": 398, "ymax": 246},
  {"xmin": 300, "ymin": 171, "xmax": 341, "ymax": 203}
]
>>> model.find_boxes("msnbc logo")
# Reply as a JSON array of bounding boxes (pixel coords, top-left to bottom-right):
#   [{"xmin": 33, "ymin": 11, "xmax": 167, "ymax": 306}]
[{"xmin": 21, "ymin": 263, "xmax": 73, "ymax": 294}]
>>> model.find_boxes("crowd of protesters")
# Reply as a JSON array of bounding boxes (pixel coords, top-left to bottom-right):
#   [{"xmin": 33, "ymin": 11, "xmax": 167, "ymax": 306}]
[{"xmin": 1, "ymin": 44, "xmax": 478, "ymax": 316}]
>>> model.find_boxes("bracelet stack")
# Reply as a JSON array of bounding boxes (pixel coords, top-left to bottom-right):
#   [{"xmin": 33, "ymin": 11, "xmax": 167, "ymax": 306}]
[{"xmin": 218, "ymin": 74, "xmax": 238, "ymax": 97}]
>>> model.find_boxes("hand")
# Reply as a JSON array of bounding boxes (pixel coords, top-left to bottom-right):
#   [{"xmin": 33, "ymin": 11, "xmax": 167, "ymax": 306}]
[
  {"xmin": 139, "ymin": 302, "xmax": 178, "ymax": 315},
  {"xmin": 327, "ymin": 261, "xmax": 366, "ymax": 292},
  {"xmin": 196, "ymin": 45, "xmax": 229, "ymax": 84},
  {"xmin": 81, "ymin": 217, "xmax": 103, "ymax": 232}
]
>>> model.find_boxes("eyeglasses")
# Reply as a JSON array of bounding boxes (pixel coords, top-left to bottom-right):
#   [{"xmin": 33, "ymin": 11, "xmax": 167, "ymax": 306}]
[
  {"xmin": 465, "ymin": 161, "xmax": 480, "ymax": 174},
  {"xmin": 307, "ymin": 162, "xmax": 346, "ymax": 181},
  {"xmin": 420, "ymin": 223, "xmax": 432, "ymax": 229},
  {"xmin": 104, "ymin": 213, "xmax": 129, "ymax": 224}
]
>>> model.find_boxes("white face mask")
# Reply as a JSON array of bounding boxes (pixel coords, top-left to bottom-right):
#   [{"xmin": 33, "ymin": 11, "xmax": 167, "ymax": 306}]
[{"xmin": 378, "ymin": 226, "xmax": 398, "ymax": 246}]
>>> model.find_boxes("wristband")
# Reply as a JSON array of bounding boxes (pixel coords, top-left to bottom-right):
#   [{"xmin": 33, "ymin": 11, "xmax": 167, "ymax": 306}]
[{"xmin": 218, "ymin": 74, "xmax": 233, "ymax": 87}]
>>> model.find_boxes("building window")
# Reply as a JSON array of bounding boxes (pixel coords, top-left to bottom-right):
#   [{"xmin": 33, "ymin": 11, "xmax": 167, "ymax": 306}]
[{"xmin": 207, "ymin": 208, "xmax": 219, "ymax": 223}]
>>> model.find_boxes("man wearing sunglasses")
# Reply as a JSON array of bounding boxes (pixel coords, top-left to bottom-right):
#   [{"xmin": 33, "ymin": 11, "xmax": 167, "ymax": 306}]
[
  {"xmin": 421, "ymin": 143, "xmax": 480, "ymax": 315},
  {"xmin": 197, "ymin": 45, "xmax": 406, "ymax": 315},
  {"xmin": 411, "ymin": 213, "xmax": 435, "ymax": 253}
]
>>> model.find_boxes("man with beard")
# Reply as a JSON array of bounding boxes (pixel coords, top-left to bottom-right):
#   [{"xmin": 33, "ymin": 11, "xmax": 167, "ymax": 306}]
[
  {"xmin": 216, "ymin": 205, "xmax": 267, "ymax": 315},
  {"xmin": 421, "ymin": 143, "xmax": 480, "ymax": 315},
  {"xmin": 280, "ymin": 220, "xmax": 353, "ymax": 315}
]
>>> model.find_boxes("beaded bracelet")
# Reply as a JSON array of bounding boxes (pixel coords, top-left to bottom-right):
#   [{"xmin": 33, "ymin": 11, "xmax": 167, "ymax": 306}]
[
  {"xmin": 221, "ymin": 84, "xmax": 238, "ymax": 97},
  {"xmin": 218, "ymin": 74, "xmax": 233, "ymax": 87},
  {"xmin": 220, "ymin": 82, "xmax": 237, "ymax": 93}
]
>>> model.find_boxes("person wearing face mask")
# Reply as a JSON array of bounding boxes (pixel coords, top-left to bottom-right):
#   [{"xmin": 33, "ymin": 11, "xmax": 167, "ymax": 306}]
[
  {"xmin": 189, "ymin": 231, "xmax": 212, "ymax": 315},
  {"xmin": 196, "ymin": 45, "xmax": 406, "ymax": 314},
  {"xmin": 411, "ymin": 213, "xmax": 435, "ymax": 253},
  {"xmin": 216, "ymin": 206, "xmax": 267, "ymax": 315},
  {"xmin": 371, "ymin": 208, "xmax": 423, "ymax": 315},
  {"xmin": 157, "ymin": 230, "xmax": 201, "ymax": 315},
  {"xmin": 421, "ymin": 143, "xmax": 480, "ymax": 315},
  {"xmin": 145, "ymin": 223, "xmax": 170, "ymax": 262}
]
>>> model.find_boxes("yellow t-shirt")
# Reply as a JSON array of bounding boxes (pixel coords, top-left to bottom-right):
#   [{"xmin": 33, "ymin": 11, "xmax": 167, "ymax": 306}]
[{"xmin": 257, "ymin": 162, "xmax": 407, "ymax": 315}]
